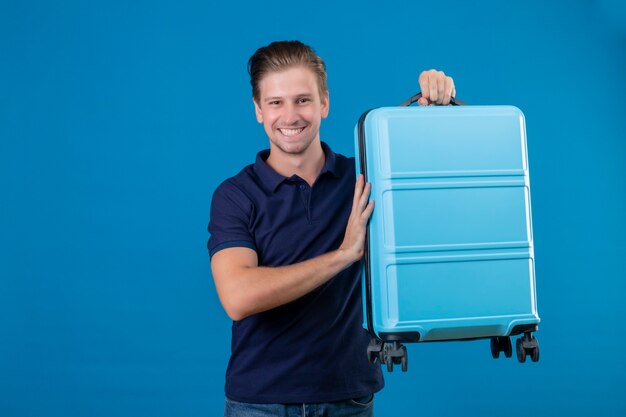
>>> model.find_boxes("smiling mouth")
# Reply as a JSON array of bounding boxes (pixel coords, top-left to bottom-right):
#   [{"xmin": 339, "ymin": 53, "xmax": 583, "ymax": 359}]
[{"xmin": 278, "ymin": 127, "xmax": 305, "ymax": 137}]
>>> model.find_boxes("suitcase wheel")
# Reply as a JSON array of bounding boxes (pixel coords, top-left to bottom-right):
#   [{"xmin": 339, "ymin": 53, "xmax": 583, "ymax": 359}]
[
  {"xmin": 531, "ymin": 342, "xmax": 540, "ymax": 362},
  {"xmin": 516, "ymin": 332, "xmax": 539, "ymax": 363},
  {"xmin": 516, "ymin": 338, "xmax": 526, "ymax": 363},
  {"xmin": 366, "ymin": 338, "xmax": 384, "ymax": 365},
  {"xmin": 367, "ymin": 338, "xmax": 410, "ymax": 371},
  {"xmin": 385, "ymin": 356, "xmax": 393, "ymax": 372},
  {"xmin": 490, "ymin": 336, "xmax": 512, "ymax": 359}
]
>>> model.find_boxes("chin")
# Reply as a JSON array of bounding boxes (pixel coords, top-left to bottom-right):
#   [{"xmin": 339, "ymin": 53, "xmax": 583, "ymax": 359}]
[{"xmin": 272, "ymin": 137, "xmax": 315, "ymax": 155}]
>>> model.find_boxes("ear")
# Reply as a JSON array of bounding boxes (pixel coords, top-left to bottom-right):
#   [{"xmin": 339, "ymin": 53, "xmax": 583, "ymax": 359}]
[
  {"xmin": 320, "ymin": 91, "xmax": 330, "ymax": 119},
  {"xmin": 253, "ymin": 98, "xmax": 263, "ymax": 123}
]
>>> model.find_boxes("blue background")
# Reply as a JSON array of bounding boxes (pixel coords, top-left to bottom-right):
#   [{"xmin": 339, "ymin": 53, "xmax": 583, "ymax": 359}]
[{"xmin": 1, "ymin": 0, "xmax": 625, "ymax": 416}]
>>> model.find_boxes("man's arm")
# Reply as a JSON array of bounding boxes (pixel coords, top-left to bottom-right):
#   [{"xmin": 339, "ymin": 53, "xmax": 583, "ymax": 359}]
[{"xmin": 210, "ymin": 175, "xmax": 374, "ymax": 321}]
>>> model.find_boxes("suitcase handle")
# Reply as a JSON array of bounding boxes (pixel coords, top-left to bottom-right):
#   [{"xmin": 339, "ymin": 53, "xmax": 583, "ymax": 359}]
[{"xmin": 399, "ymin": 92, "xmax": 466, "ymax": 106}]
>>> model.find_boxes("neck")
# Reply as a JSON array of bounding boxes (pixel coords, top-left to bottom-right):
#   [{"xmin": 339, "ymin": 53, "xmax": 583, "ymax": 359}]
[{"xmin": 266, "ymin": 140, "xmax": 325, "ymax": 186}]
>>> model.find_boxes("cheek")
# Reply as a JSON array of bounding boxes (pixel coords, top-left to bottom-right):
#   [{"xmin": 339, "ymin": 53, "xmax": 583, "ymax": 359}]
[
  {"xmin": 266, "ymin": 110, "xmax": 280, "ymax": 122},
  {"xmin": 312, "ymin": 110, "xmax": 323, "ymax": 123},
  {"xmin": 259, "ymin": 112, "xmax": 274, "ymax": 127},
  {"xmin": 263, "ymin": 115, "xmax": 277, "ymax": 133}
]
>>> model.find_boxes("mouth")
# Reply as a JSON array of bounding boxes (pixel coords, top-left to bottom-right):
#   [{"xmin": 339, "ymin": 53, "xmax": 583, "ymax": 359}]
[{"xmin": 278, "ymin": 126, "xmax": 306, "ymax": 137}]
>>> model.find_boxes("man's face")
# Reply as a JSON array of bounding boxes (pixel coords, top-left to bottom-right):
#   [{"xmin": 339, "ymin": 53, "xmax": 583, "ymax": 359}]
[{"xmin": 254, "ymin": 66, "xmax": 329, "ymax": 157}]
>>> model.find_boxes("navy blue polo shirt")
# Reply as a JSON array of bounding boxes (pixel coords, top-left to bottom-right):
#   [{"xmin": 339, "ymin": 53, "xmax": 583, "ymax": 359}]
[{"xmin": 207, "ymin": 142, "xmax": 384, "ymax": 404}]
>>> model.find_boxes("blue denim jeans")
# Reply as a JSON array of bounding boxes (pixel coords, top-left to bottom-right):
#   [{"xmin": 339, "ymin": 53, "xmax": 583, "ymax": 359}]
[{"xmin": 224, "ymin": 394, "xmax": 375, "ymax": 417}]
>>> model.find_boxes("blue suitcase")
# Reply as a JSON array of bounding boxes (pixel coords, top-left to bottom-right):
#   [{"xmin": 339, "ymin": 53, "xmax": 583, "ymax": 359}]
[{"xmin": 355, "ymin": 93, "xmax": 540, "ymax": 371}]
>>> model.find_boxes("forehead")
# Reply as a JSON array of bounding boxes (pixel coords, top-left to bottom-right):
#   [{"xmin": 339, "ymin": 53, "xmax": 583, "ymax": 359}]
[{"xmin": 258, "ymin": 66, "xmax": 320, "ymax": 99}]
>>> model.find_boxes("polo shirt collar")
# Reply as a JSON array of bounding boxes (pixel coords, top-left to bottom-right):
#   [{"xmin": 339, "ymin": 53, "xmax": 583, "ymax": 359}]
[
  {"xmin": 319, "ymin": 141, "xmax": 339, "ymax": 178},
  {"xmin": 254, "ymin": 141, "xmax": 340, "ymax": 192}
]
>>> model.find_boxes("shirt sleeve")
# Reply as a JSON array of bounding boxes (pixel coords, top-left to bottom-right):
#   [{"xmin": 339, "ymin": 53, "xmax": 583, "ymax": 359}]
[{"xmin": 207, "ymin": 180, "xmax": 257, "ymax": 258}]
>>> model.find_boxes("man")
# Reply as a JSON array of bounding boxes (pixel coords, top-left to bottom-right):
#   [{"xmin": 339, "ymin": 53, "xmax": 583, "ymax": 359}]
[{"xmin": 207, "ymin": 40, "xmax": 455, "ymax": 416}]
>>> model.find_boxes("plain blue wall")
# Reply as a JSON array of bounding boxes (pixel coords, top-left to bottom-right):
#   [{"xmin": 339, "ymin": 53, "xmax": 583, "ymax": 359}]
[{"xmin": 1, "ymin": 1, "xmax": 625, "ymax": 416}]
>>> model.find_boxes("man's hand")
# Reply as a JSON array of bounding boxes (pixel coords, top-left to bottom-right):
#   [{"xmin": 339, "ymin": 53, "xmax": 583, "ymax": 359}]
[
  {"xmin": 417, "ymin": 70, "xmax": 456, "ymax": 106},
  {"xmin": 338, "ymin": 174, "xmax": 375, "ymax": 264}
]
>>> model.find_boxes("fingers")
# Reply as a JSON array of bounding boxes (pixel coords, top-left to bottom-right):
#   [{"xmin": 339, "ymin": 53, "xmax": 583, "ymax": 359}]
[
  {"xmin": 442, "ymin": 76, "xmax": 455, "ymax": 105},
  {"xmin": 341, "ymin": 177, "xmax": 375, "ymax": 262},
  {"xmin": 429, "ymin": 74, "xmax": 439, "ymax": 104},
  {"xmin": 418, "ymin": 71, "xmax": 429, "ymax": 103},
  {"xmin": 352, "ymin": 175, "xmax": 374, "ymax": 220},
  {"xmin": 358, "ymin": 182, "xmax": 371, "ymax": 215},
  {"xmin": 418, "ymin": 70, "xmax": 440, "ymax": 103},
  {"xmin": 362, "ymin": 200, "xmax": 374, "ymax": 221},
  {"xmin": 352, "ymin": 174, "xmax": 365, "ymax": 214},
  {"xmin": 418, "ymin": 71, "xmax": 433, "ymax": 105},
  {"xmin": 437, "ymin": 75, "xmax": 446, "ymax": 105},
  {"xmin": 417, "ymin": 70, "xmax": 455, "ymax": 105}
]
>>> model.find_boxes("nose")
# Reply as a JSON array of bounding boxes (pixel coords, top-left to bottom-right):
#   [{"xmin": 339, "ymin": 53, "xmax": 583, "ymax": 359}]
[{"xmin": 281, "ymin": 102, "xmax": 299, "ymax": 125}]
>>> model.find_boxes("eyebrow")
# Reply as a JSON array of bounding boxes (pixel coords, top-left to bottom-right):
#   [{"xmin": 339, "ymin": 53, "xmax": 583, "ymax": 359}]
[{"xmin": 263, "ymin": 94, "xmax": 313, "ymax": 103}]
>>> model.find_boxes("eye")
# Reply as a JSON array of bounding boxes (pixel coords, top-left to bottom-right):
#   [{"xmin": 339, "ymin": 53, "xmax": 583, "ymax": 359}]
[
  {"xmin": 297, "ymin": 97, "xmax": 311, "ymax": 104},
  {"xmin": 268, "ymin": 100, "xmax": 281, "ymax": 106}
]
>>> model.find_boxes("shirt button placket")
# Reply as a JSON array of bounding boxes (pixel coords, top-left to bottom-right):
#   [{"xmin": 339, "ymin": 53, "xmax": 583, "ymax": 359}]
[{"xmin": 297, "ymin": 182, "xmax": 312, "ymax": 222}]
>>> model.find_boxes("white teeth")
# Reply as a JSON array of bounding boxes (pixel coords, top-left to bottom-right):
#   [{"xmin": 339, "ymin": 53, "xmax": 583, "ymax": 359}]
[{"xmin": 279, "ymin": 127, "xmax": 304, "ymax": 136}]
